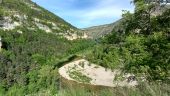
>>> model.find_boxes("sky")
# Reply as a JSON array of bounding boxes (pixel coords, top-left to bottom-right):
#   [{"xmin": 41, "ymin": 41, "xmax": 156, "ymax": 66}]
[{"xmin": 31, "ymin": 0, "xmax": 134, "ymax": 28}]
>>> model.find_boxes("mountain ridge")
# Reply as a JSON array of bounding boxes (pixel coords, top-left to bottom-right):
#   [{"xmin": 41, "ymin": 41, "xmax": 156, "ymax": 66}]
[
  {"xmin": 0, "ymin": 0, "xmax": 88, "ymax": 40},
  {"xmin": 82, "ymin": 19, "xmax": 123, "ymax": 39}
]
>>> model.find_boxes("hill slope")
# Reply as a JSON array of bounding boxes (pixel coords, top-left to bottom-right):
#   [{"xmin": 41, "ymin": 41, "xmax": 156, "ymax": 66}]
[
  {"xmin": 0, "ymin": 0, "xmax": 87, "ymax": 40},
  {"xmin": 82, "ymin": 19, "xmax": 123, "ymax": 39}
]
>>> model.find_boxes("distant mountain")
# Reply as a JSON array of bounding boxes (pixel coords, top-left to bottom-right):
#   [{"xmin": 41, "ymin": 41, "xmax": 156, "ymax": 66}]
[
  {"xmin": 0, "ymin": 0, "xmax": 87, "ymax": 40},
  {"xmin": 0, "ymin": 0, "xmax": 125, "ymax": 40},
  {"xmin": 82, "ymin": 4, "xmax": 170, "ymax": 39},
  {"xmin": 82, "ymin": 19, "xmax": 123, "ymax": 39}
]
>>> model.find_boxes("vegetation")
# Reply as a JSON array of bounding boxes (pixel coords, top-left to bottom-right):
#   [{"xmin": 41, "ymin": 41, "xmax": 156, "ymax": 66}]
[
  {"xmin": 69, "ymin": 70, "xmax": 92, "ymax": 83},
  {"xmin": 0, "ymin": 28, "xmax": 94, "ymax": 95},
  {"xmin": 0, "ymin": 0, "xmax": 169, "ymax": 95},
  {"xmin": 59, "ymin": 82, "xmax": 170, "ymax": 96},
  {"xmin": 87, "ymin": 0, "xmax": 170, "ymax": 82}
]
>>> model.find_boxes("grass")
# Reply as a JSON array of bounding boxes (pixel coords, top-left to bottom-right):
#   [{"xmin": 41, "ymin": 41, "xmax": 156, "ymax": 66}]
[
  {"xmin": 58, "ymin": 82, "xmax": 170, "ymax": 96},
  {"xmin": 68, "ymin": 70, "xmax": 92, "ymax": 83}
]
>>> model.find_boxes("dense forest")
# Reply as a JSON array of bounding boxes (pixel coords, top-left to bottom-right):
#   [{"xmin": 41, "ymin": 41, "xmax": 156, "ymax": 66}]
[
  {"xmin": 0, "ymin": 0, "xmax": 170, "ymax": 96},
  {"xmin": 0, "ymin": 29, "xmax": 95, "ymax": 95}
]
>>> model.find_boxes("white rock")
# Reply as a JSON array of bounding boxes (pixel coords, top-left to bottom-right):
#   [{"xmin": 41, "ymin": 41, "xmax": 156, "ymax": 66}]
[
  {"xmin": 34, "ymin": 18, "xmax": 40, "ymax": 22},
  {"xmin": 31, "ymin": 7, "xmax": 41, "ymax": 11},
  {"xmin": 0, "ymin": 17, "xmax": 21, "ymax": 30},
  {"xmin": 17, "ymin": 30, "xmax": 23, "ymax": 34},
  {"xmin": 35, "ymin": 22, "xmax": 52, "ymax": 33}
]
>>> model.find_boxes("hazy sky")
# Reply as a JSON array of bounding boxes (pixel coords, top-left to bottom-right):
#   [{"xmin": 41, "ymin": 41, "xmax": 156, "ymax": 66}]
[{"xmin": 31, "ymin": 0, "xmax": 134, "ymax": 28}]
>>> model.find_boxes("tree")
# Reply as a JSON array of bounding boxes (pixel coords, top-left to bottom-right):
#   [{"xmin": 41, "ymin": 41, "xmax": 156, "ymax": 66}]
[{"xmin": 128, "ymin": 0, "xmax": 167, "ymax": 34}]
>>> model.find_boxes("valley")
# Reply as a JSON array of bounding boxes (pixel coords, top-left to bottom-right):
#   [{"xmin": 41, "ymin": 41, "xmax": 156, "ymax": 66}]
[{"xmin": 0, "ymin": 0, "xmax": 170, "ymax": 96}]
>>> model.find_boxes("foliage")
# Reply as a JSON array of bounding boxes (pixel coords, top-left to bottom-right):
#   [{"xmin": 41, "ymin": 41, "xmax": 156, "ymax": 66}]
[
  {"xmin": 0, "ymin": 0, "xmax": 170, "ymax": 95},
  {"xmin": 69, "ymin": 70, "xmax": 92, "ymax": 83},
  {"xmin": 0, "ymin": 28, "xmax": 94, "ymax": 95},
  {"xmin": 87, "ymin": 0, "xmax": 170, "ymax": 81}
]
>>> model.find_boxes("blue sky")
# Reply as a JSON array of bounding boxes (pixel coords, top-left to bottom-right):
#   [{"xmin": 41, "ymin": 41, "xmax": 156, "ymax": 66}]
[{"xmin": 31, "ymin": 0, "xmax": 134, "ymax": 28}]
